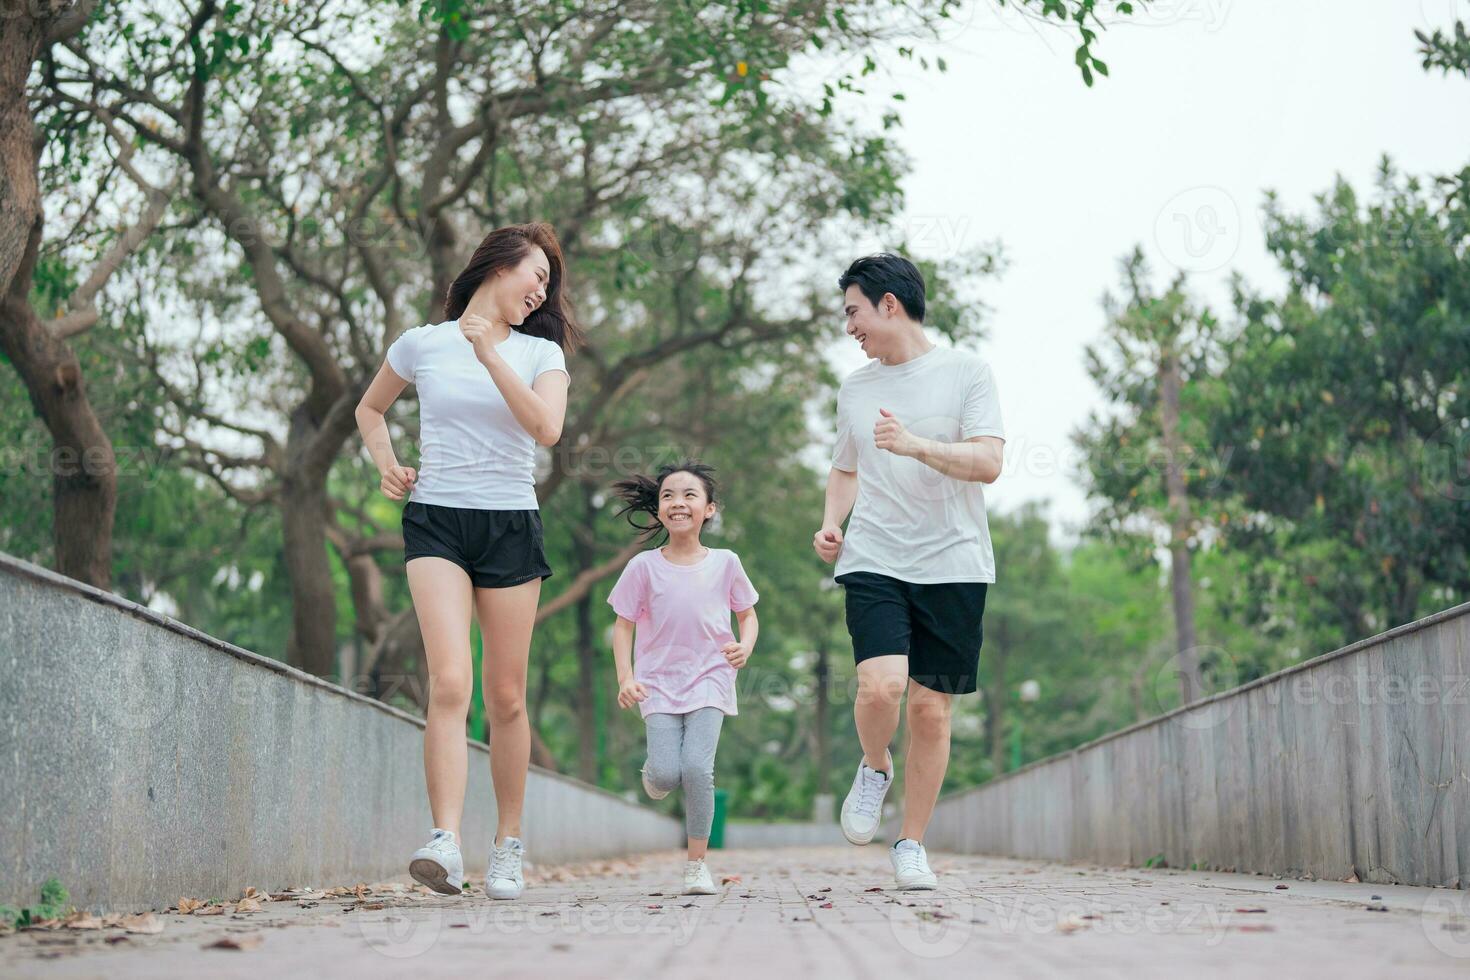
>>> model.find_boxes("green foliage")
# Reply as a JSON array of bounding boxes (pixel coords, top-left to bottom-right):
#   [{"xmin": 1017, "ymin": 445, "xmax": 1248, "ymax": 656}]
[{"xmin": 1, "ymin": 878, "xmax": 70, "ymax": 928}]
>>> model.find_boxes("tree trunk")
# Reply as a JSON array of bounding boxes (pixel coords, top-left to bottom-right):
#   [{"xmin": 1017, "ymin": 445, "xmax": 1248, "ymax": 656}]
[
  {"xmin": 574, "ymin": 589, "xmax": 598, "ymax": 783},
  {"xmin": 986, "ymin": 621, "xmax": 1008, "ymax": 775},
  {"xmin": 814, "ymin": 636, "xmax": 830, "ymax": 797},
  {"xmin": 1158, "ymin": 344, "xmax": 1199, "ymax": 704},
  {"xmin": 0, "ymin": 222, "xmax": 115, "ymax": 587},
  {"xmin": 280, "ymin": 411, "xmax": 339, "ymax": 676},
  {"xmin": 0, "ymin": 12, "xmax": 45, "ymax": 299}
]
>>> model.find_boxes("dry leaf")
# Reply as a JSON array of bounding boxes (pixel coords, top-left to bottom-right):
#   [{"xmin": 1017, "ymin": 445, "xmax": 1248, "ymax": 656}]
[
  {"xmin": 178, "ymin": 898, "xmax": 204, "ymax": 914},
  {"xmin": 1056, "ymin": 915, "xmax": 1089, "ymax": 934},
  {"xmin": 234, "ymin": 899, "xmax": 263, "ymax": 914},
  {"xmin": 64, "ymin": 913, "xmax": 104, "ymax": 930},
  {"xmin": 193, "ymin": 904, "xmax": 226, "ymax": 917},
  {"xmin": 1344, "ymin": 873, "xmax": 1359, "ymax": 883},
  {"xmin": 1234, "ymin": 908, "xmax": 1267, "ymax": 914},
  {"xmin": 720, "ymin": 874, "xmax": 742, "ymax": 885},
  {"xmin": 120, "ymin": 913, "xmax": 163, "ymax": 935},
  {"xmin": 205, "ymin": 934, "xmax": 264, "ymax": 951}
]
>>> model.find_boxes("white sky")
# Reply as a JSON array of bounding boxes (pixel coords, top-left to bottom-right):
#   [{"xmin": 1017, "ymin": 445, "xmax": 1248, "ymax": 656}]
[{"xmin": 824, "ymin": 0, "xmax": 1470, "ymax": 541}]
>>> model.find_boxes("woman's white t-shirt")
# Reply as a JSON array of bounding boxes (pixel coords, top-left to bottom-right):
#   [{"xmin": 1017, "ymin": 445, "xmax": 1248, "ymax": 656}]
[{"xmin": 386, "ymin": 321, "xmax": 569, "ymax": 510}]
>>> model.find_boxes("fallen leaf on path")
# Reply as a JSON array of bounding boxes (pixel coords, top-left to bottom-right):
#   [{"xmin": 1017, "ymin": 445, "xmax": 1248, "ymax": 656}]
[
  {"xmin": 63, "ymin": 913, "xmax": 104, "ymax": 930},
  {"xmin": 120, "ymin": 913, "xmax": 163, "ymax": 935},
  {"xmin": 819, "ymin": 902, "xmax": 834, "ymax": 909},
  {"xmin": 720, "ymin": 875, "xmax": 742, "ymax": 885},
  {"xmin": 864, "ymin": 887, "xmax": 884, "ymax": 892},
  {"xmin": 234, "ymin": 899, "xmax": 263, "ymax": 914},
  {"xmin": 1233, "ymin": 908, "xmax": 1267, "ymax": 914},
  {"xmin": 1233, "ymin": 924, "xmax": 1275, "ymax": 933},
  {"xmin": 1343, "ymin": 873, "xmax": 1359, "ymax": 883},
  {"xmin": 177, "ymin": 898, "xmax": 204, "ymax": 914},
  {"xmin": 193, "ymin": 905, "xmax": 226, "ymax": 917},
  {"xmin": 205, "ymin": 934, "xmax": 264, "ymax": 951}
]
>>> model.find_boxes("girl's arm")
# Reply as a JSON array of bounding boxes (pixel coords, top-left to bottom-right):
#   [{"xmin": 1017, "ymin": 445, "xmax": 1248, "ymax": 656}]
[
  {"xmin": 612, "ymin": 616, "xmax": 647, "ymax": 708},
  {"xmin": 723, "ymin": 607, "xmax": 759, "ymax": 668},
  {"xmin": 355, "ymin": 361, "xmax": 416, "ymax": 499}
]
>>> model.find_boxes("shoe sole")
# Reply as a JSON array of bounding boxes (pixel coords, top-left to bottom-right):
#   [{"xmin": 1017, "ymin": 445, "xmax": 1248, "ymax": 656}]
[
  {"xmin": 409, "ymin": 858, "xmax": 463, "ymax": 896},
  {"xmin": 485, "ymin": 883, "xmax": 523, "ymax": 901},
  {"xmin": 895, "ymin": 878, "xmax": 938, "ymax": 891}
]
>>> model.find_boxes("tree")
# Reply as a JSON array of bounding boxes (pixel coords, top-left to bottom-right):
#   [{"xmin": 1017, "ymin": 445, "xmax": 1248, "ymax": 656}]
[
  {"xmin": 1074, "ymin": 249, "xmax": 1224, "ymax": 704},
  {"xmin": 1210, "ymin": 163, "xmax": 1470, "ymax": 636}
]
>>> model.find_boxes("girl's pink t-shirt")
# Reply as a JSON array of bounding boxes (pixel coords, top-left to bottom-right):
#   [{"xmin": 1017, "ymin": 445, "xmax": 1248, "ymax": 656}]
[{"xmin": 607, "ymin": 547, "xmax": 759, "ymax": 717}]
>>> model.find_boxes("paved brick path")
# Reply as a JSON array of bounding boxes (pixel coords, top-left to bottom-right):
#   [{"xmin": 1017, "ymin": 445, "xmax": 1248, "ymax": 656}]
[{"xmin": 7, "ymin": 847, "xmax": 1469, "ymax": 977}]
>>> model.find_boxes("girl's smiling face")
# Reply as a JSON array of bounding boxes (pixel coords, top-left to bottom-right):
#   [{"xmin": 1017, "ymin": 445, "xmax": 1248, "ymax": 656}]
[{"xmin": 658, "ymin": 470, "xmax": 716, "ymax": 536}]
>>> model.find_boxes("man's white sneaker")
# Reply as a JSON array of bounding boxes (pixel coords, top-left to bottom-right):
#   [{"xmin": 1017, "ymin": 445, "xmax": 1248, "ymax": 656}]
[
  {"xmin": 485, "ymin": 836, "xmax": 526, "ymax": 900},
  {"xmin": 891, "ymin": 838, "xmax": 938, "ymax": 890},
  {"xmin": 641, "ymin": 763, "xmax": 670, "ymax": 800},
  {"xmin": 408, "ymin": 828, "xmax": 465, "ymax": 895},
  {"xmin": 682, "ymin": 859, "xmax": 717, "ymax": 895},
  {"xmin": 840, "ymin": 749, "xmax": 893, "ymax": 845}
]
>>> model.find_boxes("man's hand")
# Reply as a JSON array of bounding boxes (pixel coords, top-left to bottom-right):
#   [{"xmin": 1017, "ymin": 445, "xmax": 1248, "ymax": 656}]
[
  {"xmin": 874, "ymin": 408, "xmax": 920, "ymax": 457},
  {"xmin": 813, "ymin": 525, "xmax": 844, "ymax": 563},
  {"xmin": 617, "ymin": 677, "xmax": 649, "ymax": 710},
  {"xmin": 459, "ymin": 313, "xmax": 502, "ymax": 363},
  {"xmin": 721, "ymin": 641, "xmax": 751, "ymax": 669},
  {"xmin": 380, "ymin": 465, "xmax": 416, "ymax": 500}
]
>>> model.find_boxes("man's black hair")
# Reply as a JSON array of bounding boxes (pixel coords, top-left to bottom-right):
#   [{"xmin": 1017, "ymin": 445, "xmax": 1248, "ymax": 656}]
[{"xmin": 838, "ymin": 253, "xmax": 926, "ymax": 323}]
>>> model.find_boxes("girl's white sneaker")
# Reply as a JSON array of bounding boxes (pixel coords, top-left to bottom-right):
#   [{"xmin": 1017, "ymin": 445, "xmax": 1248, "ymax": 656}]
[
  {"xmin": 641, "ymin": 763, "xmax": 670, "ymax": 800},
  {"xmin": 485, "ymin": 836, "xmax": 526, "ymax": 900},
  {"xmin": 409, "ymin": 828, "xmax": 465, "ymax": 895},
  {"xmin": 682, "ymin": 858, "xmax": 718, "ymax": 895}
]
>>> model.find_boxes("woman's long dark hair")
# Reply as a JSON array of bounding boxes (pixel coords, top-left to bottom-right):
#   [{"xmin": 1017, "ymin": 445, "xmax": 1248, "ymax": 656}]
[
  {"xmin": 442, "ymin": 222, "xmax": 585, "ymax": 352},
  {"xmin": 611, "ymin": 461, "xmax": 720, "ymax": 545}
]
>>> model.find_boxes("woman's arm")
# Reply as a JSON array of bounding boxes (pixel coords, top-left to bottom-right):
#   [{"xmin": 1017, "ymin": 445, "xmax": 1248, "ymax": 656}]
[
  {"xmin": 480, "ymin": 353, "xmax": 569, "ymax": 446},
  {"xmin": 355, "ymin": 361, "xmax": 417, "ymax": 499},
  {"xmin": 461, "ymin": 315, "xmax": 568, "ymax": 446}
]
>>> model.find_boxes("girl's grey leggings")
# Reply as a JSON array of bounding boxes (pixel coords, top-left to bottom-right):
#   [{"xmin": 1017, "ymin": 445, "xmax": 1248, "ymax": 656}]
[{"xmin": 644, "ymin": 707, "xmax": 725, "ymax": 839}]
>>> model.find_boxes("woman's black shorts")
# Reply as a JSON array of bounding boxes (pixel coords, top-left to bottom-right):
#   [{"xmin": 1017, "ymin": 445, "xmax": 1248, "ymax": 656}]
[
  {"xmin": 401, "ymin": 501, "xmax": 553, "ymax": 589},
  {"xmin": 835, "ymin": 571, "xmax": 988, "ymax": 695}
]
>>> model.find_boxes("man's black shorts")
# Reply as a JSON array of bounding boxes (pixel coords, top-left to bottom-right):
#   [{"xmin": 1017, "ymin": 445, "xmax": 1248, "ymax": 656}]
[
  {"xmin": 835, "ymin": 571, "xmax": 988, "ymax": 695},
  {"xmin": 402, "ymin": 501, "xmax": 553, "ymax": 589}
]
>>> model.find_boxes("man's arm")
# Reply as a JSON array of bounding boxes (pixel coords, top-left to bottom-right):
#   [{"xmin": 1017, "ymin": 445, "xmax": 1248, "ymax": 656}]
[
  {"xmin": 909, "ymin": 435, "xmax": 1004, "ymax": 484},
  {"xmin": 874, "ymin": 408, "xmax": 1003, "ymax": 483},
  {"xmin": 813, "ymin": 466, "xmax": 858, "ymax": 563}
]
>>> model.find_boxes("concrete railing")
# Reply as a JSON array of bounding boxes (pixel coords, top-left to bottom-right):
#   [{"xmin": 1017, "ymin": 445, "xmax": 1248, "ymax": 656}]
[
  {"xmin": 0, "ymin": 553, "xmax": 681, "ymax": 912},
  {"xmin": 917, "ymin": 600, "xmax": 1470, "ymax": 888}
]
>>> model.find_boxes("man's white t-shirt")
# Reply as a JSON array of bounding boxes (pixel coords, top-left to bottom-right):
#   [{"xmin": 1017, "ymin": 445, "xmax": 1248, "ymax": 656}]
[
  {"xmin": 831, "ymin": 344, "xmax": 1005, "ymax": 584},
  {"xmin": 386, "ymin": 321, "xmax": 569, "ymax": 510}
]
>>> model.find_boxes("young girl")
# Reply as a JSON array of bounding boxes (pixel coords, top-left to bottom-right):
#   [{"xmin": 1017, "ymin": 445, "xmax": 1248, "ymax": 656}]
[{"xmin": 606, "ymin": 461, "xmax": 759, "ymax": 895}]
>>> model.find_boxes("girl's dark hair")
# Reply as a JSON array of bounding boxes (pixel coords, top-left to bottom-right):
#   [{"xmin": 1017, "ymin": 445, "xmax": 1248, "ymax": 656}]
[
  {"xmin": 610, "ymin": 460, "xmax": 720, "ymax": 544},
  {"xmin": 838, "ymin": 252, "xmax": 927, "ymax": 323},
  {"xmin": 443, "ymin": 222, "xmax": 586, "ymax": 352}
]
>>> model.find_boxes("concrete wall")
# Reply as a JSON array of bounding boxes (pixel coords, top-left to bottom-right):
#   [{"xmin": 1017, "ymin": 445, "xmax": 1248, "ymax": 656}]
[
  {"xmin": 0, "ymin": 554, "xmax": 681, "ymax": 912},
  {"xmin": 722, "ymin": 822, "xmax": 848, "ymax": 848},
  {"xmin": 917, "ymin": 600, "xmax": 1470, "ymax": 888}
]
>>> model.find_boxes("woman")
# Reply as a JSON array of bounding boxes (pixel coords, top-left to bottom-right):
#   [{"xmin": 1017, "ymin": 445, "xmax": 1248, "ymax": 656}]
[{"xmin": 355, "ymin": 222, "xmax": 581, "ymax": 900}]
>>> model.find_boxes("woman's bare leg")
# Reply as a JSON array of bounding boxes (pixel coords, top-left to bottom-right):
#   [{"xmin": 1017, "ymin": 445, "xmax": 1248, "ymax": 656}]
[
  {"xmin": 474, "ymin": 576, "xmax": 541, "ymax": 842},
  {"xmin": 407, "ymin": 557, "xmax": 475, "ymax": 840}
]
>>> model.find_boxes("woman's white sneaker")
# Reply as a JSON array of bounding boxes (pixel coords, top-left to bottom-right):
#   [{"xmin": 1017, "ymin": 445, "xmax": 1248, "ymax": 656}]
[
  {"xmin": 485, "ymin": 836, "xmax": 526, "ymax": 900},
  {"xmin": 682, "ymin": 859, "xmax": 717, "ymax": 895},
  {"xmin": 408, "ymin": 828, "xmax": 465, "ymax": 895},
  {"xmin": 840, "ymin": 749, "xmax": 893, "ymax": 845},
  {"xmin": 891, "ymin": 838, "xmax": 938, "ymax": 890}
]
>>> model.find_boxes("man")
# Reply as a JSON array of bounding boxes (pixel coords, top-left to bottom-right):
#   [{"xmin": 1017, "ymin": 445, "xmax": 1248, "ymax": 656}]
[{"xmin": 814, "ymin": 253, "xmax": 1005, "ymax": 890}]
